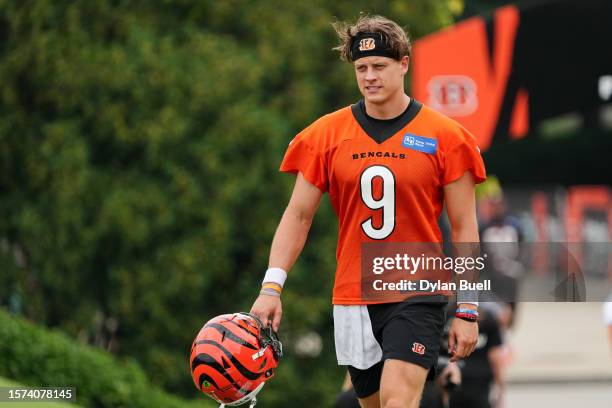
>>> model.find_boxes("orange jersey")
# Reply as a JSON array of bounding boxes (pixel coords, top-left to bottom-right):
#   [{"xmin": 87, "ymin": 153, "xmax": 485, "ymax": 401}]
[{"xmin": 280, "ymin": 100, "xmax": 486, "ymax": 305}]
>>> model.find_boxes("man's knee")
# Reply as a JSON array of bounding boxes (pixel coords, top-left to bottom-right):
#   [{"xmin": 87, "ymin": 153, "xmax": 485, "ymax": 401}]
[
  {"xmin": 380, "ymin": 360, "xmax": 427, "ymax": 408},
  {"xmin": 381, "ymin": 394, "xmax": 420, "ymax": 408},
  {"xmin": 381, "ymin": 398, "xmax": 403, "ymax": 408},
  {"xmin": 357, "ymin": 391, "xmax": 381, "ymax": 408}
]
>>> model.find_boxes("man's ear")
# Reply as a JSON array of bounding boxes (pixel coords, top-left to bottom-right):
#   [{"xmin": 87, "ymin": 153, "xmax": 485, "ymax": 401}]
[{"xmin": 400, "ymin": 55, "xmax": 410, "ymax": 75}]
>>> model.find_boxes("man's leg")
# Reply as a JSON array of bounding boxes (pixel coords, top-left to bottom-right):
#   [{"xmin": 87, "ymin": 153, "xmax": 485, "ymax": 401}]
[
  {"xmin": 357, "ymin": 391, "xmax": 380, "ymax": 408},
  {"xmin": 348, "ymin": 362, "xmax": 384, "ymax": 408},
  {"xmin": 376, "ymin": 302, "xmax": 447, "ymax": 408},
  {"xmin": 379, "ymin": 359, "xmax": 428, "ymax": 408}
]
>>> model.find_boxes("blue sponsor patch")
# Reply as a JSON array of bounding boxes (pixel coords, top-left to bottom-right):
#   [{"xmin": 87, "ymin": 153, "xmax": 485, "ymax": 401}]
[{"xmin": 401, "ymin": 133, "xmax": 438, "ymax": 154}]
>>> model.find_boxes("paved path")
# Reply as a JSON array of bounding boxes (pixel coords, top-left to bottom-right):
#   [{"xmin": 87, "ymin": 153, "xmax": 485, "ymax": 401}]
[
  {"xmin": 506, "ymin": 383, "xmax": 612, "ymax": 407},
  {"xmin": 506, "ymin": 302, "xmax": 612, "ymax": 383},
  {"xmin": 502, "ymin": 302, "xmax": 612, "ymax": 407}
]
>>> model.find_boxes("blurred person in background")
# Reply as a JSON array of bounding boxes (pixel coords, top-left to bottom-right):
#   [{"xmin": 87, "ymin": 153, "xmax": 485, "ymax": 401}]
[
  {"xmin": 418, "ymin": 301, "xmax": 506, "ymax": 408},
  {"xmin": 477, "ymin": 177, "xmax": 523, "ymax": 330},
  {"xmin": 446, "ymin": 307, "xmax": 505, "ymax": 408},
  {"xmin": 475, "ymin": 178, "xmax": 520, "ymax": 378},
  {"xmin": 604, "ymin": 293, "xmax": 612, "ymax": 352},
  {"xmin": 250, "ymin": 14, "xmax": 486, "ymax": 408},
  {"xmin": 419, "ymin": 359, "xmax": 462, "ymax": 408}
]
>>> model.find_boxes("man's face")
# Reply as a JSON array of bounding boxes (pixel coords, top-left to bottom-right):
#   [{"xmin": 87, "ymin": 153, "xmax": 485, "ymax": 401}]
[{"xmin": 354, "ymin": 56, "xmax": 409, "ymax": 105}]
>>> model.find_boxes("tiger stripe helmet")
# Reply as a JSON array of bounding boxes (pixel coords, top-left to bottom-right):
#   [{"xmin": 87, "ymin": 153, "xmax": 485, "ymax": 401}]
[{"xmin": 190, "ymin": 312, "xmax": 282, "ymax": 407}]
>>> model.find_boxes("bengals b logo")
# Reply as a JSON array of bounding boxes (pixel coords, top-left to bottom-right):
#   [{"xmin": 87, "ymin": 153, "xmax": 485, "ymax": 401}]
[
  {"xmin": 412, "ymin": 342, "xmax": 426, "ymax": 355},
  {"xmin": 359, "ymin": 38, "xmax": 376, "ymax": 51}
]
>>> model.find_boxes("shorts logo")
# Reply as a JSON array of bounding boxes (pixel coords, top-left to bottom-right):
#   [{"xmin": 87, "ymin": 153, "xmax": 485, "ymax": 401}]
[
  {"xmin": 359, "ymin": 38, "xmax": 376, "ymax": 51},
  {"xmin": 412, "ymin": 342, "xmax": 426, "ymax": 355}
]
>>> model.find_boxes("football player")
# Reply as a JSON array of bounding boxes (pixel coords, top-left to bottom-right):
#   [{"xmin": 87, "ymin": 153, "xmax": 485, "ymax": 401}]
[{"xmin": 251, "ymin": 14, "xmax": 486, "ymax": 408}]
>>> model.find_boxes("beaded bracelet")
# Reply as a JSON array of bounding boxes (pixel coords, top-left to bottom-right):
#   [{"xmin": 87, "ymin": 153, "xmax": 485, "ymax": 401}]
[
  {"xmin": 455, "ymin": 312, "xmax": 478, "ymax": 322},
  {"xmin": 456, "ymin": 308, "xmax": 479, "ymax": 316},
  {"xmin": 260, "ymin": 282, "xmax": 282, "ymax": 297},
  {"xmin": 262, "ymin": 282, "xmax": 282, "ymax": 292},
  {"xmin": 260, "ymin": 287, "xmax": 281, "ymax": 297}
]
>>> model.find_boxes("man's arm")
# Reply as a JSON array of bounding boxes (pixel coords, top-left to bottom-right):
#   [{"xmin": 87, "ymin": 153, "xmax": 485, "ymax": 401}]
[
  {"xmin": 444, "ymin": 171, "xmax": 480, "ymax": 361},
  {"xmin": 444, "ymin": 172, "xmax": 479, "ymax": 246},
  {"xmin": 250, "ymin": 172, "xmax": 322, "ymax": 331},
  {"xmin": 268, "ymin": 172, "xmax": 323, "ymax": 271}
]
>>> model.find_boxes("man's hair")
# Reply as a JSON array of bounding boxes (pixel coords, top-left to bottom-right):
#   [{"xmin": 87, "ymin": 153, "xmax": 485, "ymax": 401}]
[{"xmin": 332, "ymin": 14, "xmax": 412, "ymax": 62}]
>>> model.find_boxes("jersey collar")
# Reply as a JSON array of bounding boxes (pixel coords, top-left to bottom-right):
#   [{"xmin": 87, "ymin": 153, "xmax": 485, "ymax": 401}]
[{"xmin": 351, "ymin": 98, "xmax": 422, "ymax": 144}]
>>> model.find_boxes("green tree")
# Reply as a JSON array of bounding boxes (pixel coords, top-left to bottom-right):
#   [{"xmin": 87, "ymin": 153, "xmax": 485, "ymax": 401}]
[{"xmin": 0, "ymin": 1, "xmax": 460, "ymax": 405}]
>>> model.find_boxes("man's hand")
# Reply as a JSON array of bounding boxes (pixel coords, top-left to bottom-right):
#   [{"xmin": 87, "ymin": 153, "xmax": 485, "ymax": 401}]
[
  {"xmin": 448, "ymin": 312, "xmax": 478, "ymax": 362},
  {"xmin": 437, "ymin": 361, "xmax": 461, "ymax": 390},
  {"xmin": 250, "ymin": 295, "xmax": 283, "ymax": 332}
]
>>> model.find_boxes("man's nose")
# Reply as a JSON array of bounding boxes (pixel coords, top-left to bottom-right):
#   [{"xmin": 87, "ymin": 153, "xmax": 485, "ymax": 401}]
[{"xmin": 365, "ymin": 67, "xmax": 377, "ymax": 81}]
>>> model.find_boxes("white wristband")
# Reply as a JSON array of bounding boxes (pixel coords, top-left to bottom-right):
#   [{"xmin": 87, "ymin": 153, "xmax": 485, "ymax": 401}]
[
  {"xmin": 457, "ymin": 289, "xmax": 478, "ymax": 306},
  {"xmin": 457, "ymin": 301, "xmax": 479, "ymax": 307},
  {"xmin": 263, "ymin": 267, "xmax": 287, "ymax": 287}
]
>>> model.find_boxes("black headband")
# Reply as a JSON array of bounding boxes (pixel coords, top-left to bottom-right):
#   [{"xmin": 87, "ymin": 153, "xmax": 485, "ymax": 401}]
[{"xmin": 350, "ymin": 32, "xmax": 399, "ymax": 61}]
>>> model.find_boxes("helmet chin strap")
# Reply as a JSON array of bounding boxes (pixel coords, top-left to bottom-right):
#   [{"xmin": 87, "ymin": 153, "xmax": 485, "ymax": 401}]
[
  {"xmin": 219, "ymin": 399, "xmax": 257, "ymax": 408},
  {"xmin": 218, "ymin": 382, "xmax": 265, "ymax": 408}
]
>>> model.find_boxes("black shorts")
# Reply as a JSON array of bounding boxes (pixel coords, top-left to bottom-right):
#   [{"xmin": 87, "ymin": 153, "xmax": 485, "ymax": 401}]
[
  {"xmin": 347, "ymin": 301, "xmax": 447, "ymax": 399},
  {"xmin": 449, "ymin": 381, "xmax": 492, "ymax": 408}
]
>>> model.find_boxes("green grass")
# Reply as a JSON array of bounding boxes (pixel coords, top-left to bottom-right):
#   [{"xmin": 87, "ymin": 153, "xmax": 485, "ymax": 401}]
[{"xmin": 0, "ymin": 377, "xmax": 81, "ymax": 408}]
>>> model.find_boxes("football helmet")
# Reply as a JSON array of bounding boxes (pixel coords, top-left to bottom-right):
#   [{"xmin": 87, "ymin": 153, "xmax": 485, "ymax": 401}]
[{"xmin": 190, "ymin": 312, "xmax": 282, "ymax": 407}]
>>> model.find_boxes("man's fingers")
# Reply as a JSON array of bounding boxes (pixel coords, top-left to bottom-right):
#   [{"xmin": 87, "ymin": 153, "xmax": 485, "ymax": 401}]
[
  {"xmin": 250, "ymin": 295, "xmax": 282, "ymax": 330},
  {"xmin": 448, "ymin": 331, "xmax": 457, "ymax": 361},
  {"xmin": 456, "ymin": 335, "xmax": 479, "ymax": 359},
  {"xmin": 272, "ymin": 308, "xmax": 282, "ymax": 332},
  {"xmin": 465, "ymin": 335, "xmax": 477, "ymax": 356},
  {"xmin": 251, "ymin": 304, "xmax": 272, "ymax": 328},
  {"xmin": 261, "ymin": 310, "xmax": 273, "ymax": 328},
  {"xmin": 448, "ymin": 331, "xmax": 455, "ymax": 351},
  {"xmin": 455, "ymin": 338, "xmax": 468, "ymax": 359},
  {"xmin": 251, "ymin": 310, "xmax": 268, "ymax": 327}
]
